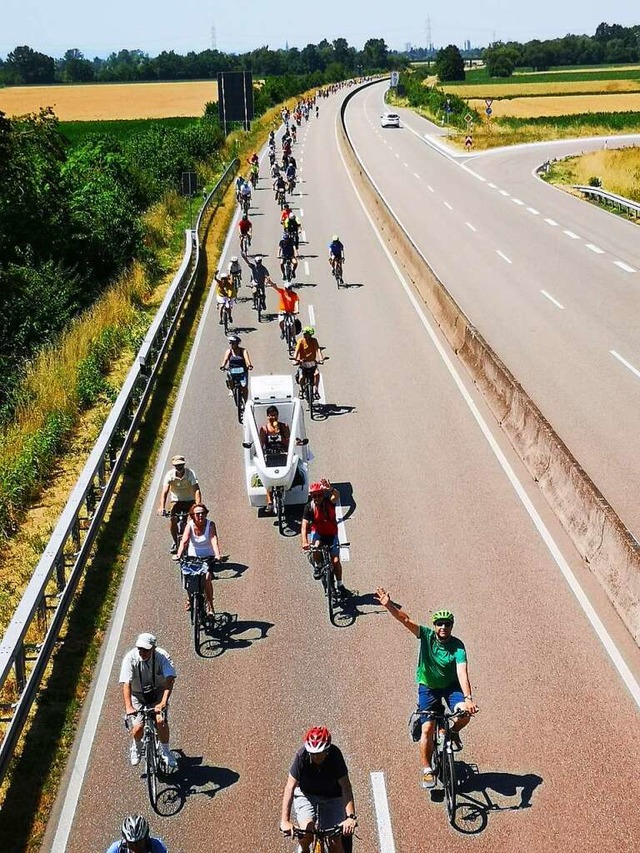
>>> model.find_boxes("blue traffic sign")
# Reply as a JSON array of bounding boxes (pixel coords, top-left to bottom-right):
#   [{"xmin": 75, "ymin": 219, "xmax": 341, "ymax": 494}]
[{"xmin": 485, "ymin": 107, "xmax": 493, "ymax": 116}]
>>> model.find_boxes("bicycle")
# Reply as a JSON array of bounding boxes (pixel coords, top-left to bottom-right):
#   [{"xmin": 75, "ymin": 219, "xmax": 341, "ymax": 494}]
[
  {"xmin": 220, "ymin": 300, "xmax": 233, "ymax": 335},
  {"xmin": 241, "ymin": 195, "xmax": 251, "ymax": 215},
  {"xmin": 282, "ymin": 257, "xmax": 294, "ymax": 283},
  {"xmin": 298, "ymin": 362, "xmax": 318, "ymax": 420},
  {"xmin": 223, "ymin": 365, "xmax": 248, "ymax": 423},
  {"xmin": 231, "ymin": 269, "xmax": 242, "ymax": 292},
  {"xmin": 282, "ymin": 312, "xmax": 297, "ymax": 355},
  {"xmin": 306, "ymin": 541, "xmax": 349, "ymax": 626},
  {"xmin": 240, "ymin": 232, "xmax": 252, "ymax": 255},
  {"xmin": 162, "ymin": 508, "xmax": 188, "ymax": 554},
  {"xmin": 283, "ymin": 823, "xmax": 354, "ymax": 852},
  {"xmin": 276, "ymin": 188, "xmax": 287, "ymax": 208},
  {"xmin": 252, "ymin": 281, "xmax": 266, "ymax": 322},
  {"xmin": 332, "ymin": 257, "xmax": 344, "ymax": 289},
  {"xmin": 180, "ymin": 555, "xmax": 228, "ymax": 655},
  {"xmin": 421, "ymin": 706, "xmax": 469, "ymax": 825},
  {"xmin": 136, "ymin": 706, "xmax": 171, "ymax": 813}
]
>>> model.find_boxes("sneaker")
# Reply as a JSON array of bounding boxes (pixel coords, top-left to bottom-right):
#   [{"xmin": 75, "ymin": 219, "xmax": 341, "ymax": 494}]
[
  {"xmin": 421, "ymin": 768, "xmax": 436, "ymax": 790},
  {"xmin": 161, "ymin": 746, "xmax": 177, "ymax": 771},
  {"xmin": 313, "ymin": 391, "xmax": 321, "ymax": 400},
  {"xmin": 449, "ymin": 732, "xmax": 463, "ymax": 752},
  {"xmin": 130, "ymin": 739, "xmax": 142, "ymax": 766},
  {"xmin": 171, "ymin": 553, "xmax": 180, "ymax": 562},
  {"xmin": 170, "ymin": 542, "xmax": 178, "ymax": 555}
]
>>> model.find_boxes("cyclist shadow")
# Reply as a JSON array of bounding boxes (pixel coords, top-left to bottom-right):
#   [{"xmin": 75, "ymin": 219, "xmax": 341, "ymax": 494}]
[
  {"xmin": 342, "ymin": 282, "xmax": 364, "ymax": 288},
  {"xmin": 313, "ymin": 404, "xmax": 356, "ymax": 421},
  {"xmin": 154, "ymin": 752, "xmax": 240, "ymax": 816},
  {"xmin": 199, "ymin": 613, "xmax": 274, "ymax": 658},
  {"xmin": 213, "ymin": 561, "xmax": 249, "ymax": 580},
  {"xmin": 334, "ymin": 482, "xmax": 356, "ymax": 522},
  {"xmin": 447, "ymin": 762, "xmax": 543, "ymax": 834},
  {"xmin": 229, "ymin": 326, "xmax": 257, "ymax": 335},
  {"xmin": 339, "ymin": 591, "xmax": 386, "ymax": 623}
]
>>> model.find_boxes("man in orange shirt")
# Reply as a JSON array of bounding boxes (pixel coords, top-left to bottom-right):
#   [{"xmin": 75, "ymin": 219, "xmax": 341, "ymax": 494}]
[{"xmin": 269, "ymin": 281, "xmax": 299, "ymax": 338}]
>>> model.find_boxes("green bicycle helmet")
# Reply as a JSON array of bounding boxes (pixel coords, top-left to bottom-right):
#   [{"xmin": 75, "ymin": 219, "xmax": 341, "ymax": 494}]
[
  {"xmin": 302, "ymin": 326, "xmax": 315, "ymax": 335},
  {"xmin": 432, "ymin": 609, "xmax": 455, "ymax": 624}
]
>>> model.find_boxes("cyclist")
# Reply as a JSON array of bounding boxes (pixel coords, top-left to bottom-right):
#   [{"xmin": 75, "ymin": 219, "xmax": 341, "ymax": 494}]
[
  {"xmin": 285, "ymin": 160, "xmax": 297, "ymax": 190},
  {"xmin": 250, "ymin": 161, "xmax": 259, "ymax": 187},
  {"xmin": 105, "ymin": 814, "xmax": 167, "ymax": 853},
  {"xmin": 248, "ymin": 152, "xmax": 259, "ymax": 168},
  {"xmin": 120, "ymin": 633, "xmax": 177, "ymax": 771},
  {"xmin": 268, "ymin": 280, "xmax": 299, "ymax": 339},
  {"xmin": 280, "ymin": 202, "xmax": 292, "ymax": 228},
  {"xmin": 328, "ymin": 235, "xmax": 345, "ymax": 274},
  {"xmin": 228, "ymin": 255, "xmax": 242, "ymax": 288},
  {"xmin": 235, "ymin": 173, "xmax": 245, "ymax": 202},
  {"xmin": 238, "ymin": 213, "xmax": 253, "ymax": 251},
  {"xmin": 176, "ymin": 503, "xmax": 221, "ymax": 614},
  {"xmin": 259, "ymin": 405, "xmax": 291, "ymax": 513},
  {"xmin": 220, "ymin": 334, "xmax": 253, "ymax": 404},
  {"xmin": 239, "ymin": 179, "xmax": 252, "ymax": 210},
  {"xmin": 374, "ymin": 589, "xmax": 479, "ymax": 790},
  {"xmin": 280, "ymin": 726, "xmax": 357, "ymax": 853},
  {"xmin": 213, "ymin": 268, "xmax": 238, "ymax": 326},
  {"xmin": 157, "ymin": 455, "xmax": 201, "ymax": 556},
  {"xmin": 294, "ymin": 326, "xmax": 323, "ymax": 399},
  {"xmin": 278, "ymin": 230, "xmax": 298, "ymax": 280},
  {"xmin": 271, "ymin": 160, "xmax": 281, "ymax": 180},
  {"xmin": 301, "ymin": 480, "xmax": 349, "ymax": 596},
  {"xmin": 285, "ymin": 212, "xmax": 301, "ymax": 249},
  {"xmin": 274, "ymin": 171, "xmax": 287, "ymax": 201},
  {"xmin": 291, "ymin": 124, "xmax": 297, "ymax": 143}
]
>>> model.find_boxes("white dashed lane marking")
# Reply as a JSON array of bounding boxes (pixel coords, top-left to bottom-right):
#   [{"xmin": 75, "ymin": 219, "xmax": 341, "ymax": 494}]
[
  {"xmin": 586, "ymin": 243, "xmax": 604, "ymax": 254},
  {"xmin": 545, "ymin": 218, "xmax": 559, "ymax": 226},
  {"xmin": 611, "ymin": 350, "xmax": 640, "ymax": 379},
  {"xmin": 564, "ymin": 230, "xmax": 580, "ymax": 240},
  {"xmin": 444, "ymin": 201, "xmax": 453, "ymax": 210},
  {"xmin": 541, "ymin": 290, "xmax": 565, "ymax": 310},
  {"xmin": 466, "ymin": 222, "xmax": 477, "ymax": 232},
  {"xmin": 527, "ymin": 207, "xmax": 540, "ymax": 215},
  {"xmin": 496, "ymin": 250, "xmax": 512, "ymax": 264},
  {"xmin": 614, "ymin": 260, "xmax": 636, "ymax": 273}
]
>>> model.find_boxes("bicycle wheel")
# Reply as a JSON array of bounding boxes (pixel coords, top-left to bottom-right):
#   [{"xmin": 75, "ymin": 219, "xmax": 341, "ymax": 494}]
[
  {"xmin": 193, "ymin": 593, "xmax": 202, "ymax": 655},
  {"xmin": 443, "ymin": 746, "xmax": 457, "ymax": 824},
  {"xmin": 287, "ymin": 323, "xmax": 296, "ymax": 355},
  {"xmin": 305, "ymin": 377, "xmax": 314, "ymax": 419},
  {"xmin": 234, "ymin": 384, "xmax": 244, "ymax": 424},
  {"xmin": 145, "ymin": 730, "xmax": 158, "ymax": 811},
  {"xmin": 326, "ymin": 564, "xmax": 336, "ymax": 625},
  {"xmin": 223, "ymin": 307, "xmax": 230, "ymax": 335},
  {"xmin": 275, "ymin": 490, "xmax": 286, "ymax": 534}
]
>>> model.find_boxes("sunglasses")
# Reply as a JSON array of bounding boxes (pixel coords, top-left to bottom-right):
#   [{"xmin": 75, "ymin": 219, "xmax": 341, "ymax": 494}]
[
  {"xmin": 434, "ymin": 620, "xmax": 453, "ymax": 627},
  {"xmin": 193, "ymin": 512, "xmax": 206, "ymax": 516}
]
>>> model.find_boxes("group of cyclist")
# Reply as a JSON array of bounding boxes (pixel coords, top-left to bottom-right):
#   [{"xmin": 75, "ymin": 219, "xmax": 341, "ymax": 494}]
[{"xmin": 108, "ymin": 79, "xmax": 477, "ymax": 852}]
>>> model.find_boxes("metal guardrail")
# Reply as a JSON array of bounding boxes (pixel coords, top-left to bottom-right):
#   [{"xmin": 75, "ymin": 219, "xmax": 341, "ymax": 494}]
[
  {"xmin": 573, "ymin": 185, "xmax": 640, "ymax": 218},
  {"xmin": 0, "ymin": 157, "xmax": 239, "ymax": 781}
]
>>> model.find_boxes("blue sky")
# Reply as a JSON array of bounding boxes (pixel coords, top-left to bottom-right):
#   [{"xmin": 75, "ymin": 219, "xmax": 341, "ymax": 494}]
[{"xmin": 1, "ymin": 0, "xmax": 638, "ymax": 59}]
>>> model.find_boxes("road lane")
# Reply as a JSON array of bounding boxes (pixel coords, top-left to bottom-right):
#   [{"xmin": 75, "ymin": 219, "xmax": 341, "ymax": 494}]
[
  {"xmin": 48, "ymin": 87, "xmax": 640, "ymax": 853},
  {"xmin": 346, "ymin": 80, "xmax": 640, "ymax": 545}
]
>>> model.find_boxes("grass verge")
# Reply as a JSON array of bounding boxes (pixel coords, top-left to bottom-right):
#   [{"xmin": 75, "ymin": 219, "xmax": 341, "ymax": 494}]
[{"xmin": 543, "ymin": 146, "xmax": 640, "ymax": 208}]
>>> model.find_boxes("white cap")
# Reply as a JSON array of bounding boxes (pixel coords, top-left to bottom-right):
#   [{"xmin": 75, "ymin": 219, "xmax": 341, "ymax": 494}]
[{"xmin": 136, "ymin": 633, "xmax": 157, "ymax": 650}]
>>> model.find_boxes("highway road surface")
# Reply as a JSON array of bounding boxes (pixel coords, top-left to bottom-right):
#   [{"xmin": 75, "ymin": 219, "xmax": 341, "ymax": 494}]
[{"xmin": 46, "ymin": 84, "xmax": 640, "ymax": 853}]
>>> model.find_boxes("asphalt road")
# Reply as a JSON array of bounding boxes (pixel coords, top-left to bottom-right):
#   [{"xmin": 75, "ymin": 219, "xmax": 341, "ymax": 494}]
[
  {"xmin": 348, "ymin": 81, "xmax": 640, "ymax": 544},
  {"xmin": 46, "ymin": 86, "xmax": 640, "ymax": 853}
]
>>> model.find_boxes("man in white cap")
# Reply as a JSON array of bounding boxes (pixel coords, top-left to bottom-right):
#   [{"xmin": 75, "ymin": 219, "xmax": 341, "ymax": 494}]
[
  {"xmin": 120, "ymin": 632, "xmax": 177, "ymax": 770},
  {"xmin": 157, "ymin": 454, "xmax": 201, "ymax": 557}
]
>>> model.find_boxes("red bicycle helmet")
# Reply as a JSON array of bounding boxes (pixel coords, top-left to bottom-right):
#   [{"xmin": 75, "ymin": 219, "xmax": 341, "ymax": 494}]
[
  {"xmin": 309, "ymin": 481, "xmax": 326, "ymax": 496},
  {"xmin": 304, "ymin": 726, "xmax": 332, "ymax": 753}
]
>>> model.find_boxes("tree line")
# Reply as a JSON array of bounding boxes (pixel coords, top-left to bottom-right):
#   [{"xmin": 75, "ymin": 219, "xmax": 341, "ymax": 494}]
[{"xmin": 0, "ymin": 37, "xmax": 401, "ymax": 86}]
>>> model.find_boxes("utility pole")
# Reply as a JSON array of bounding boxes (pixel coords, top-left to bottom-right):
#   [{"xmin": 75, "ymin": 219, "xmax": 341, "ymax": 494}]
[{"xmin": 211, "ymin": 23, "xmax": 217, "ymax": 50}]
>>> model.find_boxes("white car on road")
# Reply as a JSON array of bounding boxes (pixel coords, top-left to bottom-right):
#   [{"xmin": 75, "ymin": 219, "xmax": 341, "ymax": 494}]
[{"xmin": 381, "ymin": 112, "xmax": 400, "ymax": 128}]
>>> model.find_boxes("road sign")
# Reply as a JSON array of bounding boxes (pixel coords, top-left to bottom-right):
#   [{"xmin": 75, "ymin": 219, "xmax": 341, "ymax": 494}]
[
  {"xmin": 485, "ymin": 107, "xmax": 493, "ymax": 116},
  {"xmin": 465, "ymin": 135, "xmax": 473, "ymax": 148},
  {"xmin": 464, "ymin": 113, "xmax": 472, "ymax": 124},
  {"xmin": 444, "ymin": 99, "xmax": 452, "ymax": 113},
  {"xmin": 390, "ymin": 71, "xmax": 400, "ymax": 87},
  {"xmin": 485, "ymin": 98, "xmax": 493, "ymax": 108}
]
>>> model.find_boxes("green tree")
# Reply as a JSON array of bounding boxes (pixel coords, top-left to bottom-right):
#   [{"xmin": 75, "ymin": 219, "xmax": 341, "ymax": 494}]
[
  {"xmin": 434, "ymin": 45, "xmax": 465, "ymax": 81},
  {"xmin": 60, "ymin": 48, "xmax": 95, "ymax": 82},
  {"xmin": 483, "ymin": 43, "xmax": 519, "ymax": 77},
  {"xmin": 362, "ymin": 38, "xmax": 389, "ymax": 70},
  {"xmin": 6, "ymin": 45, "xmax": 55, "ymax": 84}
]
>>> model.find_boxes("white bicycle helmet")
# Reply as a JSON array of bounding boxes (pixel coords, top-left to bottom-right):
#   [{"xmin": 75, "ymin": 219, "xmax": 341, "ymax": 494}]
[{"xmin": 122, "ymin": 814, "xmax": 150, "ymax": 842}]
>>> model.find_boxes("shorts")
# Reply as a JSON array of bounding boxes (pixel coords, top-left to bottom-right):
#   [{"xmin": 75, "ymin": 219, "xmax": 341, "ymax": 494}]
[
  {"xmin": 293, "ymin": 787, "xmax": 345, "ymax": 829},
  {"xmin": 310, "ymin": 531, "xmax": 340, "ymax": 557},
  {"xmin": 216, "ymin": 295, "xmax": 235, "ymax": 306},
  {"xmin": 169, "ymin": 500, "xmax": 195, "ymax": 516},
  {"xmin": 417, "ymin": 682, "xmax": 465, "ymax": 716},
  {"xmin": 128, "ymin": 692, "xmax": 169, "ymax": 727}
]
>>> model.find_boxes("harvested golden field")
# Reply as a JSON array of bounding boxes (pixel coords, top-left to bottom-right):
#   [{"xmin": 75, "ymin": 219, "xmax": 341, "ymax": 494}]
[
  {"xmin": 0, "ymin": 80, "xmax": 218, "ymax": 120},
  {"xmin": 550, "ymin": 147, "xmax": 640, "ymax": 202},
  {"xmin": 468, "ymin": 92, "xmax": 640, "ymax": 118},
  {"xmin": 452, "ymin": 79, "xmax": 640, "ymax": 98}
]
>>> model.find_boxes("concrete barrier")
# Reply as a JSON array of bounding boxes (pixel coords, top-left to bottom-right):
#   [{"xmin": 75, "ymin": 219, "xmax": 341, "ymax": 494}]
[{"xmin": 338, "ymin": 86, "xmax": 640, "ymax": 644}]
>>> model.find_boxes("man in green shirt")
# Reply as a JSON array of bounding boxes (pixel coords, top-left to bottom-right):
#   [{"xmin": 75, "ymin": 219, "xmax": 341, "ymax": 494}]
[{"xmin": 375, "ymin": 587, "xmax": 478, "ymax": 790}]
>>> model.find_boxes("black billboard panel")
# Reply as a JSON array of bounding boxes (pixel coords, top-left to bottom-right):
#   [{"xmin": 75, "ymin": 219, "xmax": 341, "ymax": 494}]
[{"xmin": 217, "ymin": 71, "xmax": 254, "ymax": 132}]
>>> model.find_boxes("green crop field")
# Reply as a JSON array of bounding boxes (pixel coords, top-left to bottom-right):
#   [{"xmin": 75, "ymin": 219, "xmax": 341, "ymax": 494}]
[{"xmin": 59, "ymin": 116, "xmax": 199, "ymax": 146}]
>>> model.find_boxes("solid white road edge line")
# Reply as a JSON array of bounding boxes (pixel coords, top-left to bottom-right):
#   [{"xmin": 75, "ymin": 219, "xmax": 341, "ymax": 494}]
[
  {"xmin": 611, "ymin": 350, "xmax": 640, "ymax": 380},
  {"xmin": 336, "ymin": 504, "xmax": 350, "ymax": 563},
  {"xmin": 541, "ymin": 290, "xmax": 565, "ymax": 310},
  {"xmin": 50, "ymin": 197, "xmax": 236, "ymax": 853},
  {"xmin": 371, "ymin": 772, "xmax": 397, "ymax": 853},
  {"xmin": 336, "ymin": 112, "xmax": 640, "ymax": 710}
]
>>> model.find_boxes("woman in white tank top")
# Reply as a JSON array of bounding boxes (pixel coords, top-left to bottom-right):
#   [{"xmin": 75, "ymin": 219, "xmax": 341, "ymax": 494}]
[{"xmin": 176, "ymin": 504, "xmax": 221, "ymax": 613}]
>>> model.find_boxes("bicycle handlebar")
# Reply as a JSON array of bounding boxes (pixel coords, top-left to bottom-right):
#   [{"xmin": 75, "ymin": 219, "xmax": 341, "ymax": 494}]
[{"xmin": 281, "ymin": 825, "xmax": 347, "ymax": 839}]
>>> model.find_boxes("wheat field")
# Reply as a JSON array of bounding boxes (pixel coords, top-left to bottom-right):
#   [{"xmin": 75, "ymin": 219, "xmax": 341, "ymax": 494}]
[
  {"xmin": 0, "ymin": 80, "xmax": 219, "ymax": 120},
  {"xmin": 468, "ymin": 92, "xmax": 640, "ymax": 118}
]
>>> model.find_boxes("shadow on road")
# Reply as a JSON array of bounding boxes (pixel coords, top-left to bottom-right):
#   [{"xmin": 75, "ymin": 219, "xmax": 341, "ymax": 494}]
[
  {"xmin": 199, "ymin": 614, "xmax": 273, "ymax": 659},
  {"xmin": 213, "ymin": 561, "xmax": 249, "ymax": 580},
  {"xmin": 446, "ymin": 763, "xmax": 543, "ymax": 834},
  {"xmin": 154, "ymin": 753, "xmax": 240, "ymax": 816},
  {"xmin": 313, "ymin": 404, "xmax": 356, "ymax": 421}
]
